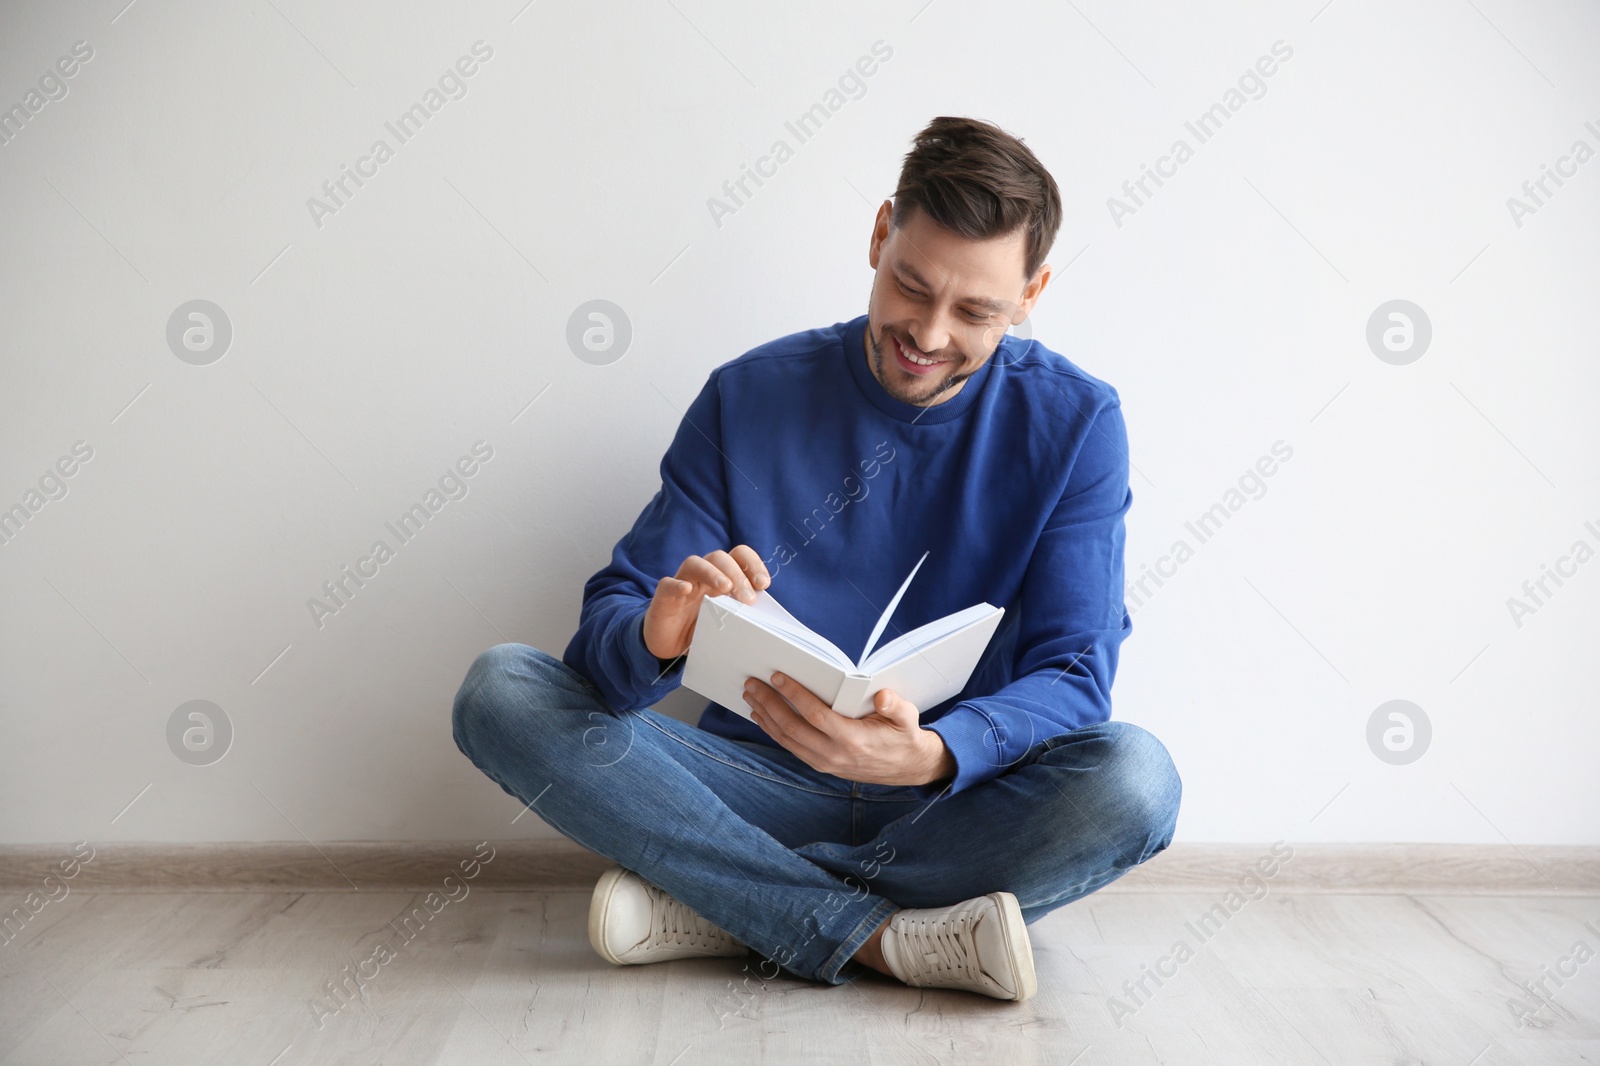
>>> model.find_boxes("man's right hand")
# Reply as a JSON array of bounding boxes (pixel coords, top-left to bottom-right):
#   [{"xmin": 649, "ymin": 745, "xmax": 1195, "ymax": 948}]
[{"xmin": 642, "ymin": 546, "xmax": 771, "ymax": 661}]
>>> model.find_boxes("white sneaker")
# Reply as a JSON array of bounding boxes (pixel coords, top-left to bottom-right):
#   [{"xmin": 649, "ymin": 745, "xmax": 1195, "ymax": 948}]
[
  {"xmin": 588, "ymin": 863, "xmax": 748, "ymax": 966},
  {"xmin": 878, "ymin": 891, "xmax": 1037, "ymax": 1001}
]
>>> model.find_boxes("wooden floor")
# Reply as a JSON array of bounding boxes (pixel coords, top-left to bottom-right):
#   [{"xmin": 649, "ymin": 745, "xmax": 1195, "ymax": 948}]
[{"xmin": 2, "ymin": 884, "xmax": 1597, "ymax": 1065}]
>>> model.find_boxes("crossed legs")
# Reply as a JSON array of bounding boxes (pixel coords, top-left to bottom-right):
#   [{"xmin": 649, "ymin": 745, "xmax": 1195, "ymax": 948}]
[{"xmin": 452, "ymin": 643, "xmax": 1181, "ymax": 985}]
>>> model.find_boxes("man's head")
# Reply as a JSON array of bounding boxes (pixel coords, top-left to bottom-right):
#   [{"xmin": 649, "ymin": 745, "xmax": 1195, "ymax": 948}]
[{"xmin": 864, "ymin": 116, "xmax": 1062, "ymax": 407}]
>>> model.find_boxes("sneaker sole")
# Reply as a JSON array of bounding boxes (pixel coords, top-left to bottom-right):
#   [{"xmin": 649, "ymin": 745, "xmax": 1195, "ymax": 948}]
[
  {"xmin": 588, "ymin": 863, "xmax": 635, "ymax": 965},
  {"xmin": 987, "ymin": 891, "xmax": 1038, "ymax": 1002}
]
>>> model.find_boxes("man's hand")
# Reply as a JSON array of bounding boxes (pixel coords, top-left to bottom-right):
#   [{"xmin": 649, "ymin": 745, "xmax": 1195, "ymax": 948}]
[
  {"xmin": 743, "ymin": 673, "xmax": 956, "ymax": 786},
  {"xmin": 643, "ymin": 546, "xmax": 770, "ymax": 661}
]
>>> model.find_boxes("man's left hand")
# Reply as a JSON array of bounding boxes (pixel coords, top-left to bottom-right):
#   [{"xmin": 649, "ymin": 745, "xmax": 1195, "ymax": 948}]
[{"xmin": 742, "ymin": 672, "xmax": 956, "ymax": 786}]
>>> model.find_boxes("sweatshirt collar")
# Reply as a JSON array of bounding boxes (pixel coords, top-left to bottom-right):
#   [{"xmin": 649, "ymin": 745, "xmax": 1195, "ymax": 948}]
[{"xmin": 843, "ymin": 313, "xmax": 998, "ymax": 425}]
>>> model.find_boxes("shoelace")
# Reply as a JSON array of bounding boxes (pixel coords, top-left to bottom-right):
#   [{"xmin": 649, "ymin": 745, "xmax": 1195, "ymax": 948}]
[
  {"xmin": 652, "ymin": 885, "xmax": 734, "ymax": 950},
  {"xmin": 896, "ymin": 911, "xmax": 976, "ymax": 981}
]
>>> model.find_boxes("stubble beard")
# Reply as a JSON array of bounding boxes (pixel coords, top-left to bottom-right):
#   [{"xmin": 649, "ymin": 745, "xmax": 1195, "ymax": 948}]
[{"xmin": 865, "ymin": 314, "xmax": 973, "ymax": 407}]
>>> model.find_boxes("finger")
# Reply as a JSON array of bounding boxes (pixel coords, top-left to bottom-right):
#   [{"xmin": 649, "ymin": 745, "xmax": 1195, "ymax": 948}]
[
  {"xmin": 729, "ymin": 545, "xmax": 772, "ymax": 593},
  {"xmin": 654, "ymin": 575, "xmax": 705, "ymax": 618},
  {"xmin": 869, "ymin": 688, "xmax": 920, "ymax": 725},
  {"xmin": 771, "ymin": 672, "xmax": 836, "ymax": 728},
  {"xmin": 752, "ymin": 675, "xmax": 837, "ymax": 749},
  {"xmin": 654, "ymin": 575, "xmax": 694, "ymax": 598},
  {"xmin": 704, "ymin": 550, "xmax": 757, "ymax": 604},
  {"xmin": 644, "ymin": 576, "xmax": 701, "ymax": 658},
  {"xmin": 745, "ymin": 683, "xmax": 831, "ymax": 765},
  {"xmin": 744, "ymin": 679, "xmax": 803, "ymax": 737},
  {"xmin": 750, "ymin": 707, "xmax": 829, "ymax": 771},
  {"xmin": 675, "ymin": 555, "xmax": 736, "ymax": 598},
  {"xmin": 743, "ymin": 682, "xmax": 794, "ymax": 741}
]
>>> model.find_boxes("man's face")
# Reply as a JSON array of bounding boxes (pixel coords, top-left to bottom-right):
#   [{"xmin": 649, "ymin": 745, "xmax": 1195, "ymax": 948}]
[{"xmin": 863, "ymin": 201, "xmax": 1051, "ymax": 407}]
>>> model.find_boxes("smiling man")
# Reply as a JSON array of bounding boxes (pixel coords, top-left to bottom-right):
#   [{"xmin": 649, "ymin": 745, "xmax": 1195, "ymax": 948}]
[{"xmin": 453, "ymin": 116, "xmax": 1181, "ymax": 1003}]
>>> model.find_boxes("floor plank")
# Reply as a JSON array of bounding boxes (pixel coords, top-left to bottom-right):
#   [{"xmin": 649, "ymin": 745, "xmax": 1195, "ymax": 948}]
[{"xmin": 1, "ymin": 889, "xmax": 1595, "ymax": 1064}]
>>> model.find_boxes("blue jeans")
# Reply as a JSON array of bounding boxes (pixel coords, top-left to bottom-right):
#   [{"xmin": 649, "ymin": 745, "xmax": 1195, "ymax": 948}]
[{"xmin": 452, "ymin": 643, "xmax": 1181, "ymax": 986}]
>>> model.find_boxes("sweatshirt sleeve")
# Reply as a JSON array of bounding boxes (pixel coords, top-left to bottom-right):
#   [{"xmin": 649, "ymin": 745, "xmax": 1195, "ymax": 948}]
[
  {"xmin": 561, "ymin": 372, "xmax": 732, "ymax": 711},
  {"xmin": 925, "ymin": 397, "xmax": 1133, "ymax": 796}
]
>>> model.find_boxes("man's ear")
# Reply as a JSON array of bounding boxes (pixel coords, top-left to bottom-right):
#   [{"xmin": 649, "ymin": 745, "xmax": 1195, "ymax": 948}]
[
  {"xmin": 868, "ymin": 200, "xmax": 892, "ymax": 269},
  {"xmin": 1017, "ymin": 263, "xmax": 1052, "ymax": 321}
]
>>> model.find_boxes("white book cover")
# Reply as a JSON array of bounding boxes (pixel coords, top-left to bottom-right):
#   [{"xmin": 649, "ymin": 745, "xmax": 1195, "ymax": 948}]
[{"xmin": 680, "ymin": 551, "xmax": 1004, "ymax": 720}]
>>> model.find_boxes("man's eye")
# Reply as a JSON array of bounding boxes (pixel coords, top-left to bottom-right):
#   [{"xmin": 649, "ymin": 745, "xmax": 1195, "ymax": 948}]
[
  {"xmin": 896, "ymin": 281, "xmax": 922, "ymax": 298},
  {"xmin": 964, "ymin": 310, "xmax": 989, "ymax": 322}
]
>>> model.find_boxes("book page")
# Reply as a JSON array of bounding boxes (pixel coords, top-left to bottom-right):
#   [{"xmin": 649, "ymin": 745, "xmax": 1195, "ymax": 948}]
[
  {"xmin": 859, "ymin": 602, "xmax": 1000, "ymax": 674},
  {"xmin": 857, "ymin": 549, "xmax": 930, "ymax": 667},
  {"xmin": 706, "ymin": 591, "xmax": 855, "ymax": 669},
  {"xmin": 844, "ymin": 601, "xmax": 992, "ymax": 717},
  {"xmin": 831, "ymin": 605, "xmax": 1005, "ymax": 719}
]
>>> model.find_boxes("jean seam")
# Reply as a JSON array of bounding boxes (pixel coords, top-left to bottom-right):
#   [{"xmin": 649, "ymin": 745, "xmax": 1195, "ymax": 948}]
[{"xmin": 636, "ymin": 712, "xmax": 851, "ymax": 800}]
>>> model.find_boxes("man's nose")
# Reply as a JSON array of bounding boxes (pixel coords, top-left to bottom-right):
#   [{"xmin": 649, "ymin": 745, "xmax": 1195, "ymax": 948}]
[{"xmin": 906, "ymin": 307, "xmax": 958, "ymax": 357}]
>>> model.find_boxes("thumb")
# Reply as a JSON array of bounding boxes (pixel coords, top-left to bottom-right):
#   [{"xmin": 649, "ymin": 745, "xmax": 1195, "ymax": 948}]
[{"xmin": 658, "ymin": 576, "xmax": 693, "ymax": 598}]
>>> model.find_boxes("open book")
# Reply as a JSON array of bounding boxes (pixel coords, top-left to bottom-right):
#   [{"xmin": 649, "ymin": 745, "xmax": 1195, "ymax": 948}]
[{"xmin": 680, "ymin": 551, "xmax": 1004, "ymax": 720}]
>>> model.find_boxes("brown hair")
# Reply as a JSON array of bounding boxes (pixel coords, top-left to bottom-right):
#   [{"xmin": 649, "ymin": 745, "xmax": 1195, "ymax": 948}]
[{"xmin": 891, "ymin": 116, "xmax": 1062, "ymax": 281}]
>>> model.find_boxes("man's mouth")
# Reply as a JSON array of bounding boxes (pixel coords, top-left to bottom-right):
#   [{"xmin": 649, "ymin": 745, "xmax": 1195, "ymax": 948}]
[{"xmin": 890, "ymin": 333, "xmax": 947, "ymax": 375}]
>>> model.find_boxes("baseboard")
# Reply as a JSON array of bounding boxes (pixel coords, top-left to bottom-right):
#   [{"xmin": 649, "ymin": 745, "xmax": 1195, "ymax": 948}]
[{"xmin": 1, "ymin": 840, "xmax": 1595, "ymax": 895}]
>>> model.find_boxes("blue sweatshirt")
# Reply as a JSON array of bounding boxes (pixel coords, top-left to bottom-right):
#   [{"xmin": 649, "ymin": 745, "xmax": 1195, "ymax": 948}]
[{"xmin": 562, "ymin": 313, "xmax": 1132, "ymax": 797}]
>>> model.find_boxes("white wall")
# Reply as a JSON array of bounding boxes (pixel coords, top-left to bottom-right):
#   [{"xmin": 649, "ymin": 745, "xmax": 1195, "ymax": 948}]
[{"xmin": 1, "ymin": 0, "xmax": 1595, "ymax": 846}]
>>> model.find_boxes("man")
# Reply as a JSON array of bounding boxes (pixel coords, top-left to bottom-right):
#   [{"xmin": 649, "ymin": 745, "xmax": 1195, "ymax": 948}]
[{"xmin": 453, "ymin": 116, "xmax": 1181, "ymax": 1003}]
